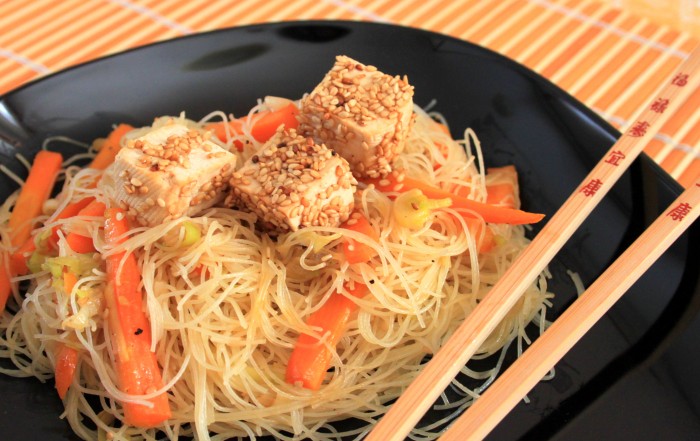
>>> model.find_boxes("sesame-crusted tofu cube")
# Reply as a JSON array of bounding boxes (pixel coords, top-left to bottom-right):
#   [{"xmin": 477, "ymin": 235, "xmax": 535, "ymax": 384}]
[
  {"xmin": 227, "ymin": 128, "xmax": 357, "ymax": 233},
  {"xmin": 99, "ymin": 122, "xmax": 236, "ymax": 226},
  {"xmin": 298, "ymin": 55, "xmax": 415, "ymax": 179}
]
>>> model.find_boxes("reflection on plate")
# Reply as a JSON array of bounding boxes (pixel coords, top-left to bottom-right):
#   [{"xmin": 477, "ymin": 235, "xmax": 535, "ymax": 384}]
[{"xmin": 0, "ymin": 21, "xmax": 698, "ymax": 441}]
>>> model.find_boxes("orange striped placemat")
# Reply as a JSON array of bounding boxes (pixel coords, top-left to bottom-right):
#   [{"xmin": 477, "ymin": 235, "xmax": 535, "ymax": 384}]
[{"xmin": 1, "ymin": 0, "xmax": 698, "ymax": 187}]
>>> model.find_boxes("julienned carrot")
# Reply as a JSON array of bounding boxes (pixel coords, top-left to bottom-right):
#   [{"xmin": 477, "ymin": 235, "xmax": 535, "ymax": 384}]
[
  {"xmin": 286, "ymin": 282, "xmax": 369, "ymax": 390},
  {"xmin": 365, "ymin": 174, "xmax": 544, "ymax": 225},
  {"xmin": 8, "ymin": 150, "xmax": 64, "ymax": 247},
  {"xmin": 0, "ymin": 259, "xmax": 12, "ymax": 313},
  {"xmin": 10, "ymin": 197, "xmax": 96, "ymax": 275},
  {"xmin": 9, "ymin": 239, "xmax": 36, "ymax": 276},
  {"xmin": 65, "ymin": 200, "xmax": 106, "ymax": 254},
  {"xmin": 485, "ymin": 165, "xmax": 518, "ymax": 209},
  {"xmin": 1, "ymin": 150, "xmax": 63, "ymax": 313},
  {"xmin": 54, "ymin": 343, "xmax": 79, "ymax": 400},
  {"xmin": 104, "ymin": 208, "xmax": 170, "ymax": 427},
  {"xmin": 464, "ymin": 218, "xmax": 496, "ymax": 254},
  {"xmin": 340, "ymin": 212, "xmax": 379, "ymax": 264},
  {"xmin": 207, "ymin": 103, "xmax": 300, "ymax": 151},
  {"xmin": 63, "ymin": 269, "xmax": 78, "ymax": 294},
  {"xmin": 54, "ymin": 271, "xmax": 80, "ymax": 399},
  {"xmin": 89, "ymin": 124, "xmax": 133, "ymax": 170}
]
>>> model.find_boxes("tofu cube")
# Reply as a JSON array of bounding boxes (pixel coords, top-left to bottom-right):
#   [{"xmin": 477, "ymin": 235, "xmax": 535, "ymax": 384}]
[
  {"xmin": 298, "ymin": 55, "xmax": 415, "ymax": 178},
  {"xmin": 227, "ymin": 128, "xmax": 357, "ymax": 233},
  {"xmin": 99, "ymin": 122, "xmax": 236, "ymax": 226}
]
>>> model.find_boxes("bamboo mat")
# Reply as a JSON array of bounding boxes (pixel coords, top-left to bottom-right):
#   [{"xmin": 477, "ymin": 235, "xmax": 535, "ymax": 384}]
[{"xmin": 1, "ymin": 0, "xmax": 698, "ymax": 187}]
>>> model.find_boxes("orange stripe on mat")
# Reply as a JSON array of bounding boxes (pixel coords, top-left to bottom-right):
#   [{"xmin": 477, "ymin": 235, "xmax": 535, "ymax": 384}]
[
  {"xmin": 0, "ymin": 0, "xmax": 49, "ymax": 33},
  {"xmin": 387, "ymin": 0, "xmax": 434, "ymax": 23},
  {"xmin": 540, "ymin": 9, "xmax": 622, "ymax": 78},
  {"xmin": 571, "ymin": 22, "xmax": 660, "ymax": 101},
  {"xmin": 420, "ymin": 0, "xmax": 480, "ymax": 30},
  {"xmin": 607, "ymin": 37, "xmax": 696, "ymax": 121},
  {"xmin": 274, "ymin": 0, "xmax": 332, "ymax": 21},
  {"xmin": 460, "ymin": 1, "xmax": 517, "ymax": 43},
  {"xmin": 499, "ymin": 0, "xmax": 584, "ymax": 59},
  {"xmin": 643, "ymin": 87, "xmax": 700, "ymax": 158},
  {"xmin": 554, "ymin": 14, "xmax": 641, "ymax": 90},
  {"xmin": 304, "ymin": 2, "xmax": 343, "ymax": 20},
  {"xmin": 677, "ymin": 160, "xmax": 700, "ymax": 187},
  {"xmin": 521, "ymin": 1, "xmax": 603, "ymax": 68},
  {"xmin": 480, "ymin": 2, "xmax": 550, "ymax": 51},
  {"xmin": 0, "ymin": 66, "xmax": 41, "ymax": 95},
  {"xmin": 0, "ymin": 2, "xmax": 99, "ymax": 54},
  {"xmin": 440, "ymin": 0, "xmax": 497, "ymax": 37}
]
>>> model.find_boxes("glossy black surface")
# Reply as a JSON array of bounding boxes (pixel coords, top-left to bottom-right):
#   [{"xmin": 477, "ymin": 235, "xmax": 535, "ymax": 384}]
[{"xmin": 1, "ymin": 21, "xmax": 698, "ymax": 441}]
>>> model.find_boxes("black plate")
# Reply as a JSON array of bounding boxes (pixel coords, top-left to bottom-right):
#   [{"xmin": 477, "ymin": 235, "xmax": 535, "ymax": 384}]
[{"xmin": 1, "ymin": 21, "xmax": 699, "ymax": 441}]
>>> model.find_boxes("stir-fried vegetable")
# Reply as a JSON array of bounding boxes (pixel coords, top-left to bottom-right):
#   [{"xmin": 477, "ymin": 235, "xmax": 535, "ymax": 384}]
[
  {"xmin": 7, "ymin": 151, "xmax": 64, "ymax": 246},
  {"xmin": 207, "ymin": 103, "xmax": 300, "ymax": 151},
  {"xmin": 11, "ymin": 197, "xmax": 95, "ymax": 275},
  {"xmin": 393, "ymin": 188, "xmax": 452, "ymax": 229},
  {"xmin": 392, "ymin": 189, "xmax": 495, "ymax": 252},
  {"xmin": 64, "ymin": 200, "xmax": 106, "ymax": 253},
  {"xmin": 485, "ymin": 165, "xmax": 519, "ymax": 208},
  {"xmin": 54, "ymin": 343, "xmax": 79, "ymax": 400},
  {"xmin": 365, "ymin": 173, "xmax": 544, "ymax": 225},
  {"xmin": 1, "ymin": 150, "xmax": 63, "ymax": 313},
  {"xmin": 340, "ymin": 211, "xmax": 379, "ymax": 264},
  {"xmin": 286, "ymin": 282, "xmax": 369, "ymax": 390},
  {"xmin": 104, "ymin": 208, "xmax": 171, "ymax": 427},
  {"xmin": 180, "ymin": 221, "xmax": 201, "ymax": 247},
  {"xmin": 89, "ymin": 124, "xmax": 134, "ymax": 170},
  {"xmin": 55, "ymin": 265, "xmax": 81, "ymax": 399}
]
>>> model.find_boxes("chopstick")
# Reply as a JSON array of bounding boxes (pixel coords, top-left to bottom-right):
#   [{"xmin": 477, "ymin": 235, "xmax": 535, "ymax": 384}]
[
  {"xmin": 440, "ymin": 179, "xmax": 700, "ymax": 441},
  {"xmin": 366, "ymin": 45, "xmax": 700, "ymax": 441}
]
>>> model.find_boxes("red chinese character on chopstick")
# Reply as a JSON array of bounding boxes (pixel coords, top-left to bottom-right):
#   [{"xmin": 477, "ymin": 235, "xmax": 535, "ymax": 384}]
[
  {"xmin": 604, "ymin": 150, "xmax": 626, "ymax": 166},
  {"xmin": 650, "ymin": 98, "xmax": 669, "ymax": 113},
  {"xmin": 667, "ymin": 202, "xmax": 692, "ymax": 221},
  {"xmin": 628, "ymin": 121, "xmax": 650, "ymax": 137},
  {"xmin": 580, "ymin": 178, "xmax": 603, "ymax": 197},
  {"xmin": 672, "ymin": 73, "xmax": 689, "ymax": 86}
]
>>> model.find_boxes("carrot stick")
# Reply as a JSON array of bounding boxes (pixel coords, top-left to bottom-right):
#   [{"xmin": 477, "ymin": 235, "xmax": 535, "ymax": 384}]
[
  {"xmin": 9, "ymin": 239, "xmax": 36, "ymax": 276},
  {"xmin": 53, "ymin": 265, "xmax": 83, "ymax": 399},
  {"xmin": 340, "ymin": 211, "xmax": 379, "ymax": 264},
  {"xmin": 207, "ymin": 103, "xmax": 300, "ymax": 151},
  {"xmin": 0, "ymin": 259, "xmax": 11, "ymax": 313},
  {"xmin": 10, "ymin": 197, "xmax": 96, "ymax": 275},
  {"xmin": 1, "ymin": 150, "xmax": 63, "ymax": 313},
  {"xmin": 104, "ymin": 208, "xmax": 170, "ymax": 427},
  {"xmin": 286, "ymin": 282, "xmax": 369, "ymax": 390},
  {"xmin": 54, "ymin": 343, "xmax": 79, "ymax": 400},
  {"xmin": 485, "ymin": 165, "xmax": 518, "ymax": 208},
  {"xmin": 89, "ymin": 124, "xmax": 133, "ymax": 170},
  {"xmin": 8, "ymin": 150, "xmax": 63, "ymax": 247},
  {"xmin": 365, "ymin": 173, "xmax": 544, "ymax": 225},
  {"xmin": 49, "ymin": 197, "xmax": 96, "ymax": 243},
  {"xmin": 464, "ymin": 218, "xmax": 496, "ymax": 254},
  {"xmin": 64, "ymin": 200, "xmax": 106, "ymax": 254},
  {"xmin": 63, "ymin": 270, "xmax": 78, "ymax": 294}
]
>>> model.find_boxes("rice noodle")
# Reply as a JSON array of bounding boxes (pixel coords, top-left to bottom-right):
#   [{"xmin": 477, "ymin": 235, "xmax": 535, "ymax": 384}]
[{"xmin": 0, "ymin": 107, "xmax": 554, "ymax": 440}]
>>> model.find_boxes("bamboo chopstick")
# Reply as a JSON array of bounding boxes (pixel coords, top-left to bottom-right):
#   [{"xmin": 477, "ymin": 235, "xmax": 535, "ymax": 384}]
[
  {"xmin": 366, "ymin": 45, "xmax": 700, "ymax": 441},
  {"xmin": 439, "ymin": 177, "xmax": 700, "ymax": 441}
]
